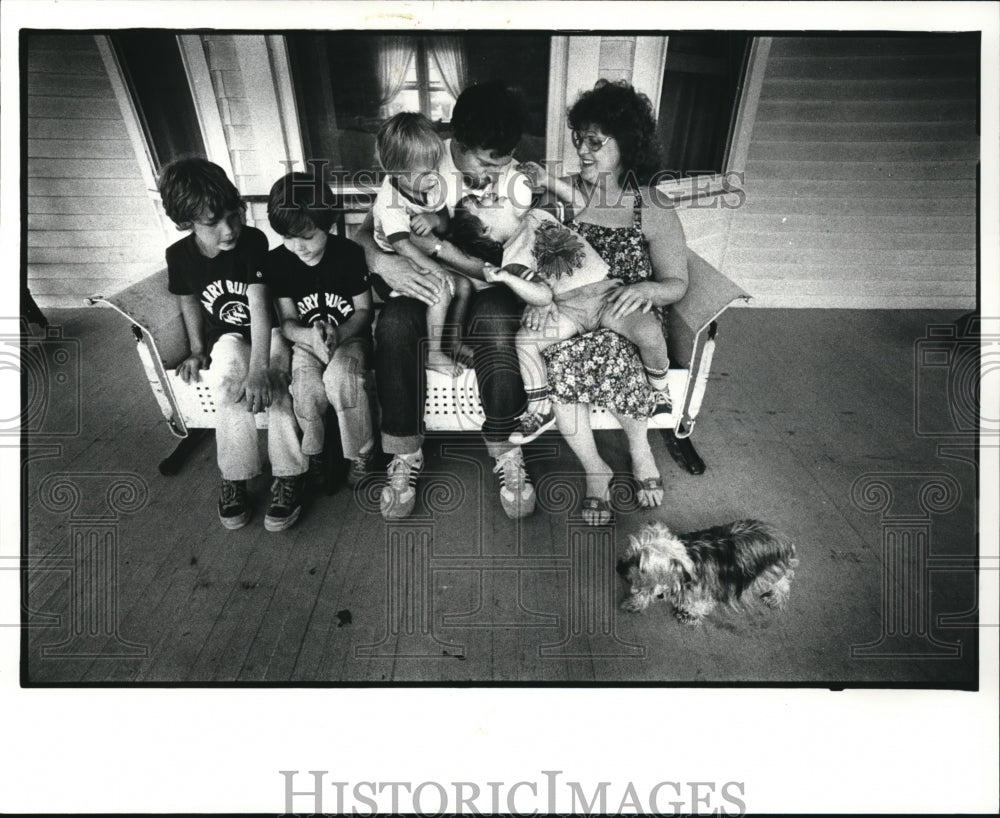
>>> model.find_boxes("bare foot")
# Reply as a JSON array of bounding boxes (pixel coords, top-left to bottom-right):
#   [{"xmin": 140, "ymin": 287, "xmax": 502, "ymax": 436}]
[
  {"xmin": 427, "ymin": 351, "xmax": 463, "ymax": 377},
  {"xmin": 630, "ymin": 443, "xmax": 663, "ymax": 508},
  {"xmin": 454, "ymin": 342, "xmax": 476, "ymax": 368},
  {"xmin": 581, "ymin": 470, "xmax": 614, "ymax": 526}
]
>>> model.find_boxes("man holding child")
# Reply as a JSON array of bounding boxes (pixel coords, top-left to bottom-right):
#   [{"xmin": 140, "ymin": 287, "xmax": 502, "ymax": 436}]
[{"xmin": 354, "ymin": 81, "xmax": 538, "ymax": 521}]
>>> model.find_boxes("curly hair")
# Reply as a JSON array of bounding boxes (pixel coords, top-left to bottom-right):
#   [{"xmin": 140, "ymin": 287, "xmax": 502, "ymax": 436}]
[
  {"xmin": 568, "ymin": 79, "xmax": 660, "ymax": 187},
  {"xmin": 158, "ymin": 157, "xmax": 245, "ymax": 230}
]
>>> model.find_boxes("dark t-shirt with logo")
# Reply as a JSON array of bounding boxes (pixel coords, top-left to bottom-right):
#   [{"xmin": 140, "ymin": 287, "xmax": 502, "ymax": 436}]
[
  {"xmin": 166, "ymin": 226, "xmax": 269, "ymax": 350},
  {"xmin": 262, "ymin": 236, "xmax": 370, "ymax": 335}
]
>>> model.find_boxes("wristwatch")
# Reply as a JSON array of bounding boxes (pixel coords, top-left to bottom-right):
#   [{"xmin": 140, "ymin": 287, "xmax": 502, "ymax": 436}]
[{"xmin": 430, "ymin": 242, "xmax": 443, "ymax": 260}]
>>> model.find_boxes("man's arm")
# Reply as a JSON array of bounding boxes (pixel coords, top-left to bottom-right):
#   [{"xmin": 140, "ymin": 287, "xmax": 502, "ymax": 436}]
[
  {"xmin": 409, "ymin": 232, "xmax": 487, "ymax": 281},
  {"xmin": 355, "ymin": 210, "xmax": 445, "ymax": 305}
]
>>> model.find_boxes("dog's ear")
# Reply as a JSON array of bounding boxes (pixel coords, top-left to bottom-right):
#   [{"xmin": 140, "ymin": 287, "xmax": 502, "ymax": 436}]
[
  {"xmin": 625, "ymin": 534, "xmax": 641, "ymax": 559},
  {"xmin": 638, "ymin": 549, "xmax": 650, "ymax": 575}
]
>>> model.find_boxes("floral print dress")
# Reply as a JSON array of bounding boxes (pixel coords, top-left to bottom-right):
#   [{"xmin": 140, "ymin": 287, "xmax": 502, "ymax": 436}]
[{"xmin": 542, "ymin": 189, "xmax": 663, "ymax": 419}]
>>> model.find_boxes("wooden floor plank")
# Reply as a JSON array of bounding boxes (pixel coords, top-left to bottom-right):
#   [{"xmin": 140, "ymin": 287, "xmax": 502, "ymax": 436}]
[{"xmin": 22, "ymin": 307, "xmax": 979, "ymax": 686}]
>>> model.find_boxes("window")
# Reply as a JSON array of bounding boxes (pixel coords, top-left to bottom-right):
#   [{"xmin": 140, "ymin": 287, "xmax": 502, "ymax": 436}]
[
  {"xmin": 381, "ymin": 40, "xmax": 457, "ymax": 122},
  {"xmin": 656, "ymin": 33, "xmax": 750, "ymax": 177},
  {"xmin": 109, "ymin": 32, "xmax": 205, "ymax": 171},
  {"xmin": 286, "ymin": 33, "xmax": 550, "ymax": 174}
]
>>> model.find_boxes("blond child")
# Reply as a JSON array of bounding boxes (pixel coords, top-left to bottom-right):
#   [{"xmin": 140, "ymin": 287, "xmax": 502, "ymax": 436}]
[{"xmin": 372, "ymin": 112, "xmax": 474, "ymax": 376}]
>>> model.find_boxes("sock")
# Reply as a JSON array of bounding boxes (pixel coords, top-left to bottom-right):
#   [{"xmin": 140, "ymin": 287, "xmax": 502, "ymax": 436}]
[
  {"xmin": 644, "ymin": 366, "xmax": 669, "ymax": 394},
  {"xmin": 525, "ymin": 386, "xmax": 551, "ymax": 416}
]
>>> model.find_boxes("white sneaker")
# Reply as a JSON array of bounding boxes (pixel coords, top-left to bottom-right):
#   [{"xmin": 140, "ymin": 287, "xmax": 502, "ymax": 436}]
[
  {"xmin": 493, "ymin": 447, "xmax": 536, "ymax": 519},
  {"xmin": 508, "ymin": 408, "xmax": 556, "ymax": 445},
  {"xmin": 380, "ymin": 452, "xmax": 423, "ymax": 519}
]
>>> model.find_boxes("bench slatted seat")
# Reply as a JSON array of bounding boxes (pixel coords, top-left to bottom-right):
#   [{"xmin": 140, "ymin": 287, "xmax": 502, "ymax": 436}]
[{"xmin": 89, "ymin": 248, "xmax": 747, "ymax": 473}]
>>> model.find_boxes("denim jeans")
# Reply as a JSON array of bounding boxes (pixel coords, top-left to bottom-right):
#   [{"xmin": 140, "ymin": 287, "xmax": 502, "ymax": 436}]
[
  {"xmin": 290, "ymin": 336, "xmax": 373, "ymax": 459},
  {"xmin": 205, "ymin": 331, "xmax": 308, "ymax": 481},
  {"xmin": 374, "ymin": 283, "xmax": 526, "ymax": 457}
]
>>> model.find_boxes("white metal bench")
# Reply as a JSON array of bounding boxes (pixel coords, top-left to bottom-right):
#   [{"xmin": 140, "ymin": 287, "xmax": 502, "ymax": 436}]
[{"xmin": 88, "ymin": 249, "xmax": 747, "ymax": 474}]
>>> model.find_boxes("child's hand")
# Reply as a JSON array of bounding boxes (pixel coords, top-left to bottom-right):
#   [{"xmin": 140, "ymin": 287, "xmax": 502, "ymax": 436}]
[
  {"xmin": 481, "ymin": 262, "xmax": 504, "ymax": 284},
  {"xmin": 310, "ymin": 321, "xmax": 334, "ymax": 364},
  {"xmin": 241, "ymin": 368, "xmax": 272, "ymax": 414},
  {"xmin": 176, "ymin": 352, "xmax": 209, "ymax": 384},
  {"xmin": 522, "ymin": 302, "xmax": 560, "ymax": 332},
  {"xmin": 516, "ymin": 161, "xmax": 548, "ymax": 193},
  {"xmin": 410, "ymin": 213, "xmax": 440, "ymax": 237}
]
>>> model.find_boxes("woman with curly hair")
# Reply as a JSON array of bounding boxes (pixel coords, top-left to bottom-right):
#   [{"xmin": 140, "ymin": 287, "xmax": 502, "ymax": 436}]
[{"xmin": 523, "ymin": 80, "xmax": 689, "ymax": 525}]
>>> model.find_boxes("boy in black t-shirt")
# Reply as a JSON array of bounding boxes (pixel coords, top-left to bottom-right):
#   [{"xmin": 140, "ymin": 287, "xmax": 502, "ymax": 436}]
[
  {"xmin": 264, "ymin": 172, "xmax": 375, "ymax": 488},
  {"xmin": 161, "ymin": 159, "xmax": 307, "ymax": 531}
]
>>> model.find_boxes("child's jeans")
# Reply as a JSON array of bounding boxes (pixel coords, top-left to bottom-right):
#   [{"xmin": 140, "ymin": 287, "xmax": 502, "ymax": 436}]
[
  {"xmin": 290, "ymin": 337, "xmax": 373, "ymax": 460},
  {"xmin": 205, "ymin": 331, "xmax": 307, "ymax": 481}
]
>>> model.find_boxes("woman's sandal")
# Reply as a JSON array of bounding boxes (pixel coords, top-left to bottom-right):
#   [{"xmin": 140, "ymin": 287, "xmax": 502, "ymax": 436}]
[
  {"xmin": 580, "ymin": 480, "xmax": 614, "ymax": 526},
  {"xmin": 635, "ymin": 475, "xmax": 664, "ymax": 508},
  {"xmin": 580, "ymin": 496, "xmax": 614, "ymax": 525}
]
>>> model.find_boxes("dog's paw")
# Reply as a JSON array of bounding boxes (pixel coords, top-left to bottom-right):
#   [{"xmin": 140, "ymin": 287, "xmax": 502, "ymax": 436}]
[
  {"xmin": 621, "ymin": 595, "xmax": 648, "ymax": 613},
  {"xmin": 674, "ymin": 609, "xmax": 702, "ymax": 625}
]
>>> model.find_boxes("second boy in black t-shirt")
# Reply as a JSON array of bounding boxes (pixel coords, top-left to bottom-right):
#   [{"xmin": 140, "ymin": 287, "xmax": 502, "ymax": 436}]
[{"xmin": 264, "ymin": 173, "xmax": 375, "ymax": 488}]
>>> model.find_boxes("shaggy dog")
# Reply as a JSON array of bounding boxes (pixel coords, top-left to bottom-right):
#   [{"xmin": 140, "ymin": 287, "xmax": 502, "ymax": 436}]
[{"xmin": 617, "ymin": 520, "xmax": 798, "ymax": 623}]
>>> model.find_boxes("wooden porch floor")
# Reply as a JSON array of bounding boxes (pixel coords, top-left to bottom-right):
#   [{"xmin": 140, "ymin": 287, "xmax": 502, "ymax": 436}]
[{"xmin": 21, "ymin": 307, "xmax": 979, "ymax": 686}]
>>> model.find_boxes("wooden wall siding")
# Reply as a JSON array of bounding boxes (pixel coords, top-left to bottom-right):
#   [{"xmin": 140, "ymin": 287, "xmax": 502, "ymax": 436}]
[
  {"xmin": 676, "ymin": 204, "xmax": 732, "ymax": 271},
  {"xmin": 723, "ymin": 35, "xmax": 978, "ymax": 308},
  {"xmin": 26, "ymin": 35, "xmax": 166, "ymax": 307},
  {"xmin": 203, "ymin": 35, "xmax": 264, "ymax": 196}
]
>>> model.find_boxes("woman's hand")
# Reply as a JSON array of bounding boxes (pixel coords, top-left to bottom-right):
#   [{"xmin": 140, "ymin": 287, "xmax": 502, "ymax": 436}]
[
  {"xmin": 176, "ymin": 352, "xmax": 209, "ymax": 384},
  {"xmin": 516, "ymin": 161, "xmax": 549, "ymax": 194},
  {"xmin": 605, "ymin": 281, "xmax": 658, "ymax": 320},
  {"xmin": 522, "ymin": 302, "xmax": 560, "ymax": 332}
]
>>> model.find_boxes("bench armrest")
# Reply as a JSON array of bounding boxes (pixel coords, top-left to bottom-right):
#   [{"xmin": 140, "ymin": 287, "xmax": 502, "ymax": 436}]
[
  {"xmin": 666, "ymin": 250, "xmax": 749, "ymax": 370},
  {"xmin": 89, "ymin": 268, "xmax": 190, "ymax": 369}
]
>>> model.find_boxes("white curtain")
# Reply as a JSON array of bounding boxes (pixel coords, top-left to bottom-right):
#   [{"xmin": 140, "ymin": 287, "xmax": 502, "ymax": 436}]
[
  {"xmin": 376, "ymin": 36, "xmax": 415, "ymax": 108},
  {"xmin": 429, "ymin": 36, "xmax": 467, "ymax": 100}
]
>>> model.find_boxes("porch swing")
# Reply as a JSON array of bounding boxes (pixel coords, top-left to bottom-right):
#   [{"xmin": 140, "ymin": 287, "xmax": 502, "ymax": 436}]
[{"xmin": 88, "ymin": 242, "xmax": 747, "ymax": 477}]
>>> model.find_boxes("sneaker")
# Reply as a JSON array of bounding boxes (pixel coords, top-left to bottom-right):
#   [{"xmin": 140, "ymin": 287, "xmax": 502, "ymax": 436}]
[
  {"xmin": 380, "ymin": 452, "xmax": 423, "ymax": 519},
  {"xmin": 650, "ymin": 389, "xmax": 673, "ymax": 417},
  {"xmin": 306, "ymin": 454, "xmax": 327, "ymax": 494},
  {"xmin": 493, "ymin": 447, "xmax": 536, "ymax": 519},
  {"xmin": 346, "ymin": 449, "xmax": 374, "ymax": 488},
  {"xmin": 508, "ymin": 408, "xmax": 556, "ymax": 445},
  {"xmin": 264, "ymin": 476, "xmax": 303, "ymax": 532},
  {"xmin": 218, "ymin": 479, "xmax": 250, "ymax": 530}
]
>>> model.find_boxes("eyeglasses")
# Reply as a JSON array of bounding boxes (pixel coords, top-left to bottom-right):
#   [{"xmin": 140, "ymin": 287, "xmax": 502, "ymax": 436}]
[{"xmin": 570, "ymin": 130, "xmax": 613, "ymax": 152}]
